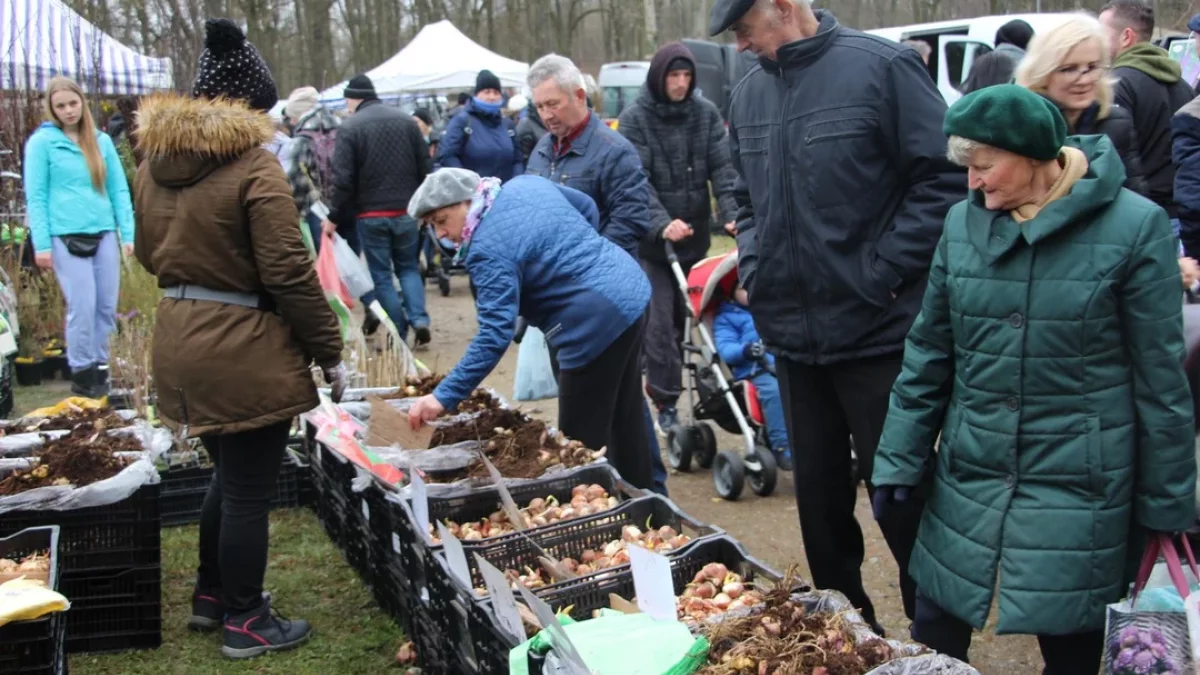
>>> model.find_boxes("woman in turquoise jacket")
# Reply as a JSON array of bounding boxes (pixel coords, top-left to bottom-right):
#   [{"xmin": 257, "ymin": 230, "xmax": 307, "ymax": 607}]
[{"xmin": 23, "ymin": 76, "xmax": 134, "ymax": 397}]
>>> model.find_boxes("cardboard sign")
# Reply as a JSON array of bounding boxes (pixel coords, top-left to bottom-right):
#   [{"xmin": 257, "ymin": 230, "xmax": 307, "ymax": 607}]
[
  {"xmin": 410, "ymin": 470, "xmax": 431, "ymax": 544},
  {"xmin": 480, "ymin": 453, "xmax": 526, "ymax": 530},
  {"xmin": 367, "ymin": 395, "xmax": 434, "ymax": 449},
  {"xmin": 476, "ymin": 554, "xmax": 526, "ymax": 644},
  {"xmin": 515, "ymin": 583, "xmax": 591, "ymax": 674},
  {"xmin": 628, "ymin": 544, "xmax": 678, "ymax": 622},
  {"xmin": 437, "ymin": 522, "xmax": 471, "ymax": 590}
]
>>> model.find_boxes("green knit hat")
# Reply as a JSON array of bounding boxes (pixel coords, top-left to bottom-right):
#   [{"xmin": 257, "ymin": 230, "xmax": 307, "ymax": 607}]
[{"xmin": 943, "ymin": 84, "xmax": 1066, "ymax": 161}]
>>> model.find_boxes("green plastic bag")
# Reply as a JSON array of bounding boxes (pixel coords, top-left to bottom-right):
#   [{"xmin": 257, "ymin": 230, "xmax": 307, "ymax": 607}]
[{"xmin": 509, "ymin": 611, "xmax": 707, "ymax": 675}]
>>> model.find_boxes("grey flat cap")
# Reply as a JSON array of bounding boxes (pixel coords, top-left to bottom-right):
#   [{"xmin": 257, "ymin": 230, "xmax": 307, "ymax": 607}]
[
  {"xmin": 709, "ymin": 0, "xmax": 755, "ymax": 35},
  {"xmin": 408, "ymin": 168, "xmax": 481, "ymax": 220}
]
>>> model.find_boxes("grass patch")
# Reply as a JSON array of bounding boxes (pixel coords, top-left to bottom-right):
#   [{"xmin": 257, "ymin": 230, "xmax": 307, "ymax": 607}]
[
  {"xmin": 708, "ymin": 233, "xmax": 736, "ymax": 257},
  {"xmin": 72, "ymin": 509, "xmax": 403, "ymax": 674}
]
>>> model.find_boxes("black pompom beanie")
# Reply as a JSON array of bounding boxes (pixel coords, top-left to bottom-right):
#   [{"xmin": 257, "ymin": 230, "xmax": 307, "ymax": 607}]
[{"xmin": 192, "ymin": 18, "xmax": 279, "ymax": 111}]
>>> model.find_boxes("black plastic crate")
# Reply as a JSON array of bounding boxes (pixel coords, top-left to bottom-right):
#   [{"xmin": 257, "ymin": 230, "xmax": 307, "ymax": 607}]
[
  {"xmin": 159, "ymin": 450, "xmax": 309, "ymax": 527},
  {"xmin": 0, "ymin": 484, "xmax": 160, "ymax": 573},
  {"xmin": 391, "ymin": 465, "xmax": 630, "ymax": 608},
  {"xmin": 0, "ymin": 526, "xmax": 66, "ymax": 674},
  {"xmin": 59, "ymin": 564, "xmax": 162, "ymax": 654},
  {"xmin": 455, "ymin": 535, "xmax": 781, "ymax": 675},
  {"xmin": 408, "ymin": 601, "xmax": 451, "ymax": 675}
]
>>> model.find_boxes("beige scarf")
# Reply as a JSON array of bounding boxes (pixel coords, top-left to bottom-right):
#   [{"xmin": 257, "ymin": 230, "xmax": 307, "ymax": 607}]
[{"xmin": 1010, "ymin": 146, "xmax": 1089, "ymax": 223}]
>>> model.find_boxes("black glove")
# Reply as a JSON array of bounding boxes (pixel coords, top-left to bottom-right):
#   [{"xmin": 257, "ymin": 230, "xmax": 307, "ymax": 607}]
[
  {"xmin": 742, "ymin": 341, "xmax": 765, "ymax": 361},
  {"xmin": 871, "ymin": 485, "xmax": 913, "ymax": 523}
]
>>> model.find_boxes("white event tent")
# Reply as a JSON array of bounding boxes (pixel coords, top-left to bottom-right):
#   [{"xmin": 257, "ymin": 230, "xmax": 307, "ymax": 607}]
[
  {"xmin": 320, "ymin": 20, "xmax": 527, "ymax": 103},
  {"xmin": 1, "ymin": 0, "xmax": 173, "ymax": 94}
]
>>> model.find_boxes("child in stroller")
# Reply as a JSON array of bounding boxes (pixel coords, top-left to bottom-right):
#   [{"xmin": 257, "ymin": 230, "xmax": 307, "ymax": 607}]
[{"xmin": 712, "ymin": 284, "xmax": 793, "ymax": 471}]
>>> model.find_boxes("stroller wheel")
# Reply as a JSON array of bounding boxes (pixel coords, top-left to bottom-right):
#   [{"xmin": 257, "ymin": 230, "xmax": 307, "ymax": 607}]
[
  {"xmin": 438, "ymin": 275, "xmax": 451, "ymax": 297},
  {"xmin": 713, "ymin": 450, "xmax": 745, "ymax": 501},
  {"xmin": 747, "ymin": 447, "xmax": 777, "ymax": 497},
  {"xmin": 695, "ymin": 424, "xmax": 717, "ymax": 469},
  {"xmin": 666, "ymin": 427, "xmax": 694, "ymax": 472}
]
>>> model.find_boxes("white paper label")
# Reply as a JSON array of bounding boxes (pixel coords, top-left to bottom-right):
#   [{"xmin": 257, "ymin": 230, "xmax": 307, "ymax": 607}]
[
  {"xmin": 437, "ymin": 521, "xmax": 472, "ymax": 590},
  {"xmin": 361, "ymin": 499, "xmax": 370, "ymax": 522},
  {"xmin": 1186, "ymin": 591, "xmax": 1200, "ymax": 669},
  {"xmin": 476, "ymin": 554, "xmax": 525, "ymax": 644},
  {"xmin": 392, "ymin": 532, "xmax": 401, "ymax": 554},
  {"xmin": 515, "ymin": 583, "xmax": 591, "ymax": 674},
  {"xmin": 628, "ymin": 544, "xmax": 678, "ymax": 622},
  {"xmin": 481, "ymin": 453, "xmax": 525, "ymax": 530},
  {"xmin": 410, "ymin": 470, "xmax": 430, "ymax": 543}
]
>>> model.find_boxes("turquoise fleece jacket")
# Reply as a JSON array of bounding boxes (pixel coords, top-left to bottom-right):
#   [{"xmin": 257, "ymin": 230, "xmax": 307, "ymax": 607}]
[{"xmin": 22, "ymin": 122, "xmax": 135, "ymax": 253}]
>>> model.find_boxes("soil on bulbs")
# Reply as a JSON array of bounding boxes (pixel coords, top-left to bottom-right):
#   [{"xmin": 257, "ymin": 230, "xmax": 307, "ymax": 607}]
[
  {"xmin": 30, "ymin": 407, "xmax": 129, "ymax": 432},
  {"xmin": 429, "ymin": 408, "xmax": 529, "ymax": 446},
  {"xmin": 0, "ymin": 428, "xmax": 138, "ymax": 495},
  {"xmin": 464, "ymin": 419, "xmax": 553, "ymax": 479}
]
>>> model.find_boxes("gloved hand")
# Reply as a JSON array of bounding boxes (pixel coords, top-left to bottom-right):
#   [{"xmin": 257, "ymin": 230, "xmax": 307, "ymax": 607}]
[
  {"xmin": 323, "ymin": 362, "xmax": 348, "ymax": 404},
  {"xmin": 513, "ymin": 316, "xmax": 529, "ymax": 344},
  {"xmin": 871, "ymin": 485, "xmax": 913, "ymax": 523},
  {"xmin": 742, "ymin": 341, "xmax": 766, "ymax": 361}
]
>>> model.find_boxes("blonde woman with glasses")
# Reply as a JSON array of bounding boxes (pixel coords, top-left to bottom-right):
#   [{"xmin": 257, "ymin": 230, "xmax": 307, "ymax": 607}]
[{"xmin": 1017, "ymin": 14, "xmax": 1148, "ymax": 196}]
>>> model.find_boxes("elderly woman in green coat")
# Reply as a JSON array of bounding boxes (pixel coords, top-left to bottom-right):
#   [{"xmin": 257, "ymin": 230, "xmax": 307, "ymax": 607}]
[{"xmin": 871, "ymin": 85, "xmax": 1196, "ymax": 674}]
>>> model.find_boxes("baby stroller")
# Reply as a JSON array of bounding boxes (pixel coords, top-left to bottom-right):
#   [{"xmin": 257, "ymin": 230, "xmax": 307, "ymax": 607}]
[
  {"xmin": 665, "ymin": 242, "xmax": 777, "ymax": 500},
  {"xmin": 422, "ymin": 224, "xmax": 468, "ymax": 297}
]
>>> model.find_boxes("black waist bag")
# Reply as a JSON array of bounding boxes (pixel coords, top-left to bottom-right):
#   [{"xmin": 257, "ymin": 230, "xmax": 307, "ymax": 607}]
[{"xmin": 61, "ymin": 234, "xmax": 103, "ymax": 258}]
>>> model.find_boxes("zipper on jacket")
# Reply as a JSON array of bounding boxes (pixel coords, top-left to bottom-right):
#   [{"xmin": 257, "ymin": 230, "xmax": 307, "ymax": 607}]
[{"xmin": 776, "ymin": 72, "xmax": 813, "ymax": 356}]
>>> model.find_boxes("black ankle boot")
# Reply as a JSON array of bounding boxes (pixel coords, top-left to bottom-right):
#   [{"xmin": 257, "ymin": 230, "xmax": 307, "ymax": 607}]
[
  {"xmin": 92, "ymin": 364, "xmax": 110, "ymax": 397},
  {"xmin": 70, "ymin": 366, "xmax": 97, "ymax": 398},
  {"xmin": 221, "ymin": 600, "xmax": 310, "ymax": 659}
]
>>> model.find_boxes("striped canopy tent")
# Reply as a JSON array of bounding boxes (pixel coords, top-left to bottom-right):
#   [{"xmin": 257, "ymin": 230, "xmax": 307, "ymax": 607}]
[{"xmin": 1, "ymin": 0, "xmax": 173, "ymax": 95}]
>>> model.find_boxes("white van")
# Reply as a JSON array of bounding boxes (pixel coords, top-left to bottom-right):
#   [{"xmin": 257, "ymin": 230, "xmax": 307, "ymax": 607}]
[
  {"xmin": 867, "ymin": 13, "xmax": 1078, "ymax": 104},
  {"xmin": 597, "ymin": 62, "xmax": 650, "ymax": 122}
]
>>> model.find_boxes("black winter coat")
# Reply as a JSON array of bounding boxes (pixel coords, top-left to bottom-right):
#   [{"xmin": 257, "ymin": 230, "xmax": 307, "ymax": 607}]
[
  {"xmin": 728, "ymin": 11, "xmax": 965, "ymax": 364},
  {"xmin": 1113, "ymin": 65, "xmax": 1195, "ymax": 216},
  {"xmin": 516, "ymin": 103, "xmax": 548, "ymax": 163},
  {"xmin": 328, "ymin": 99, "xmax": 430, "ymax": 225},
  {"xmin": 1071, "ymin": 102, "xmax": 1147, "ymax": 196},
  {"xmin": 1172, "ymin": 97, "xmax": 1200, "ymax": 258},
  {"xmin": 618, "ymin": 88, "xmax": 737, "ymax": 266}
]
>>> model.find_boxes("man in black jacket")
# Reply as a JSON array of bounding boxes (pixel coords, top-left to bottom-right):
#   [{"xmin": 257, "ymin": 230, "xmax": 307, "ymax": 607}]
[
  {"xmin": 711, "ymin": 0, "xmax": 965, "ymax": 632},
  {"xmin": 1100, "ymin": 0, "xmax": 1195, "ymax": 218},
  {"xmin": 617, "ymin": 42, "xmax": 741, "ymax": 446},
  {"xmin": 326, "ymin": 74, "xmax": 433, "ymax": 345}
]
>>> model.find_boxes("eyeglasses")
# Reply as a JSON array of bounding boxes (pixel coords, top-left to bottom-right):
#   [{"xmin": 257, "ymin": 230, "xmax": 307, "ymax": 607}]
[{"xmin": 1053, "ymin": 64, "xmax": 1106, "ymax": 82}]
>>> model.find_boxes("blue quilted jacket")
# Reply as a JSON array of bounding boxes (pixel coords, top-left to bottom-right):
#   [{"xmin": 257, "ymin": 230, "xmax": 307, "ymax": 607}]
[{"xmin": 432, "ymin": 176, "xmax": 651, "ymax": 408}]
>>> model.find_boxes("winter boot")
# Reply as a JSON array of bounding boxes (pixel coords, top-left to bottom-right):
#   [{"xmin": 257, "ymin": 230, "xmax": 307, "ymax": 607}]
[
  {"xmin": 656, "ymin": 406, "xmax": 679, "ymax": 436},
  {"xmin": 92, "ymin": 364, "xmax": 111, "ymax": 398},
  {"xmin": 70, "ymin": 366, "xmax": 97, "ymax": 398},
  {"xmin": 191, "ymin": 589, "xmax": 272, "ymax": 633},
  {"xmin": 222, "ymin": 599, "xmax": 310, "ymax": 659},
  {"xmin": 774, "ymin": 447, "xmax": 794, "ymax": 472}
]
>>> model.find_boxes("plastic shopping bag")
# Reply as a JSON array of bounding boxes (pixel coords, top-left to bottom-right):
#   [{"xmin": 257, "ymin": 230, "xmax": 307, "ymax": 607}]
[
  {"xmin": 514, "ymin": 326, "xmax": 558, "ymax": 401},
  {"xmin": 330, "ymin": 233, "xmax": 374, "ymax": 300},
  {"xmin": 1103, "ymin": 533, "xmax": 1198, "ymax": 674},
  {"xmin": 315, "ymin": 239, "xmax": 355, "ymax": 341}
]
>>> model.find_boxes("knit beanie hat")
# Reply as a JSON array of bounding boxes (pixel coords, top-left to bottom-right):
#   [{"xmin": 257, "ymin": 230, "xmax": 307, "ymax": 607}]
[
  {"xmin": 475, "ymin": 70, "xmax": 502, "ymax": 95},
  {"xmin": 285, "ymin": 86, "xmax": 320, "ymax": 122},
  {"xmin": 344, "ymin": 74, "xmax": 377, "ymax": 100},
  {"xmin": 192, "ymin": 18, "xmax": 279, "ymax": 111},
  {"xmin": 995, "ymin": 19, "xmax": 1034, "ymax": 50},
  {"xmin": 412, "ymin": 108, "xmax": 434, "ymax": 127},
  {"xmin": 943, "ymin": 84, "xmax": 1066, "ymax": 161},
  {"xmin": 409, "ymin": 168, "xmax": 481, "ymax": 220}
]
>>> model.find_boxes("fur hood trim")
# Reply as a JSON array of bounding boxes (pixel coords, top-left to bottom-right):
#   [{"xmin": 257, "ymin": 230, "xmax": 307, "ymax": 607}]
[{"xmin": 136, "ymin": 94, "xmax": 274, "ymax": 159}]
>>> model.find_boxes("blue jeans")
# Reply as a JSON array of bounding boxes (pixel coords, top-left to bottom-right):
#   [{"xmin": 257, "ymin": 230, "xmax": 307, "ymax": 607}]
[
  {"xmin": 750, "ymin": 372, "xmax": 790, "ymax": 451},
  {"xmin": 306, "ymin": 212, "xmax": 377, "ymax": 308},
  {"xmin": 357, "ymin": 215, "xmax": 428, "ymax": 336},
  {"xmin": 644, "ymin": 402, "xmax": 668, "ymax": 497},
  {"xmin": 52, "ymin": 232, "xmax": 120, "ymax": 371}
]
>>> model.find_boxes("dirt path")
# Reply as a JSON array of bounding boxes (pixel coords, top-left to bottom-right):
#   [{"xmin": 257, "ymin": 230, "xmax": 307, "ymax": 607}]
[{"xmin": 417, "ymin": 279, "xmax": 1042, "ymax": 673}]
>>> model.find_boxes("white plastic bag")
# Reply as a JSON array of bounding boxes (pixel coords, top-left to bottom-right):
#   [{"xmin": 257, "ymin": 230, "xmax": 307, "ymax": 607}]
[
  {"xmin": 514, "ymin": 327, "xmax": 558, "ymax": 401},
  {"xmin": 331, "ymin": 233, "xmax": 375, "ymax": 299}
]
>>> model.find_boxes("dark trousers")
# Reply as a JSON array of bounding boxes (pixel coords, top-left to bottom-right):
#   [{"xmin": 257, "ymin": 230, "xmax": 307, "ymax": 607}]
[
  {"xmin": 642, "ymin": 260, "xmax": 690, "ymax": 408},
  {"xmin": 912, "ymin": 591, "xmax": 1103, "ymax": 674},
  {"xmin": 549, "ymin": 339, "xmax": 668, "ymax": 496},
  {"xmin": 557, "ymin": 317, "xmax": 654, "ymax": 490},
  {"xmin": 776, "ymin": 354, "xmax": 924, "ymax": 626},
  {"xmin": 196, "ymin": 421, "xmax": 290, "ymax": 615}
]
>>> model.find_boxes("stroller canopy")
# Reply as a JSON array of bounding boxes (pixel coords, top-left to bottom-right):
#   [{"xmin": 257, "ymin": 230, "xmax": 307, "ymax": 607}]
[{"xmin": 687, "ymin": 251, "xmax": 739, "ymax": 318}]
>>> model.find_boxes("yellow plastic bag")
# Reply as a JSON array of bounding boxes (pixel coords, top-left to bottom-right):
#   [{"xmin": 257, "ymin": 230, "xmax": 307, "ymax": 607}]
[
  {"xmin": 26, "ymin": 397, "xmax": 106, "ymax": 419},
  {"xmin": 0, "ymin": 578, "xmax": 70, "ymax": 627}
]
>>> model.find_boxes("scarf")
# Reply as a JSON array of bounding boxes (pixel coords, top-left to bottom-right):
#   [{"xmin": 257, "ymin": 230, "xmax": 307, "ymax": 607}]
[
  {"xmin": 472, "ymin": 97, "xmax": 504, "ymax": 115},
  {"xmin": 1010, "ymin": 146, "xmax": 1088, "ymax": 223},
  {"xmin": 455, "ymin": 176, "xmax": 502, "ymax": 263}
]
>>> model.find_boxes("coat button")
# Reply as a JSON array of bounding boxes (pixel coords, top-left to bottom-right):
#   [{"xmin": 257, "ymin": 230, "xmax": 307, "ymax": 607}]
[
  {"xmin": 1009, "ymin": 312, "xmax": 1024, "ymax": 328},
  {"xmin": 1006, "ymin": 396, "xmax": 1019, "ymax": 411},
  {"xmin": 1004, "ymin": 474, "xmax": 1016, "ymax": 488}
]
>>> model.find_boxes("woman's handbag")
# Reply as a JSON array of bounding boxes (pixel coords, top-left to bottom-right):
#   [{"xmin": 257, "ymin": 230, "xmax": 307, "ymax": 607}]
[
  {"xmin": 60, "ymin": 234, "xmax": 103, "ymax": 258},
  {"xmin": 1103, "ymin": 533, "xmax": 1200, "ymax": 674}
]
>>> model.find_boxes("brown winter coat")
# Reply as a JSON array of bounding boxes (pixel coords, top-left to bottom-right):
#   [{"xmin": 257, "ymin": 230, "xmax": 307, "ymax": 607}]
[{"xmin": 133, "ymin": 94, "xmax": 342, "ymax": 437}]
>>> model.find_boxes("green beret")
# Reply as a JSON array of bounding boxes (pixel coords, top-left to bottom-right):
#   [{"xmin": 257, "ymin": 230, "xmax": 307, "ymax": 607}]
[{"xmin": 943, "ymin": 84, "xmax": 1066, "ymax": 161}]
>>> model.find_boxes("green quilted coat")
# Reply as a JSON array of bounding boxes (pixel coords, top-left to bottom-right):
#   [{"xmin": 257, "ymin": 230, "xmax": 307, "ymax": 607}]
[{"xmin": 872, "ymin": 135, "xmax": 1196, "ymax": 635}]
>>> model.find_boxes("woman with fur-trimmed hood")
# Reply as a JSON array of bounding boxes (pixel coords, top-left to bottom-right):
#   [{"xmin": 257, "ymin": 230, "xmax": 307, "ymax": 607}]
[{"xmin": 132, "ymin": 18, "xmax": 343, "ymax": 660}]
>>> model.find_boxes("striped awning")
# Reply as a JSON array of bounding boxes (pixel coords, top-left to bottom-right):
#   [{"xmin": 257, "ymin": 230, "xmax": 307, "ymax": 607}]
[{"xmin": 1, "ymin": 0, "xmax": 173, "ymax": 95}]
